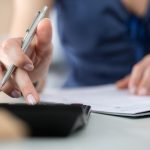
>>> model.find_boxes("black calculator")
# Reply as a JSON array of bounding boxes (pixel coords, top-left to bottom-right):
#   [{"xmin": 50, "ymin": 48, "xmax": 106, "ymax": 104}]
[{"xmin": 0, "ymin": 103, "xmax": 91, "ymax": 137}]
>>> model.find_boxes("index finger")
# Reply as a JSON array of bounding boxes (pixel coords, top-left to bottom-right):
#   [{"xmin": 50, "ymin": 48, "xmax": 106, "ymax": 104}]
[{"xmin": 14, "ymin": 68, "xmax": 40, "ymax": 104}]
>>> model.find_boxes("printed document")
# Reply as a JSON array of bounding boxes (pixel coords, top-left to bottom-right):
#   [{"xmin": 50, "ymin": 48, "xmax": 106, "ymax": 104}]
[
  {"xmin": 1, "ymin": 84, "xmax": 150, "ymax": 117},
  {"xmin": 41, "ymin": 85, "xmax": 150, "ymax": 117}
]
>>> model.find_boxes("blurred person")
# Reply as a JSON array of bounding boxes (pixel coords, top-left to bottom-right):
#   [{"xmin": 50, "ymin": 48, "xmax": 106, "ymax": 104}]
[{"xmin": 0, "ymin": 0, "xmax": 150, "ymax": 104}]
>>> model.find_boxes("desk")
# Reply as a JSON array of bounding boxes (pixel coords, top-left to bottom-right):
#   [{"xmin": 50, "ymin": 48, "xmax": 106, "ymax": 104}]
[{"xmin": 0, "ymin": 113, "xmax": 150, "ymax": 150}]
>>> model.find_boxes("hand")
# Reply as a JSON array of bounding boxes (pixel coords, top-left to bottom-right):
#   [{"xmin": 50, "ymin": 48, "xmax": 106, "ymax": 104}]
[
  {"xmin": 0, "ymin": 18, "xmax": 52, "ymax": 104},
  {"xmin": 117, "ymin": 55, "xmax": 150, "ymax": 96},
  {"xmin": 122, "ymin": 0, "xmax": 148, "ymax": 17}
]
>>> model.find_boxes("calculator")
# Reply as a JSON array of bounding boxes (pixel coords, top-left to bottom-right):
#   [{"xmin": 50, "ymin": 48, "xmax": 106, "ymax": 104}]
[{"xmin": 0, "ymin": 103, "xmax": 91, "ymax": 137}]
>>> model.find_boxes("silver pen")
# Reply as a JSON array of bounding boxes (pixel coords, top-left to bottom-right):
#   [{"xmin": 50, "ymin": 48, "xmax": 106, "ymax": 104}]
[{"xmin": 0, "ymin": 6, "xmax": 48, "ymax": 89}]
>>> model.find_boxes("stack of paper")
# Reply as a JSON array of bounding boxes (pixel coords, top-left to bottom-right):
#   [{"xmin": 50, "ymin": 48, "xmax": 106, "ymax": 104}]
[{"xmin": 41, "ymin": 85, "xmax": 150, "ymax": 117}]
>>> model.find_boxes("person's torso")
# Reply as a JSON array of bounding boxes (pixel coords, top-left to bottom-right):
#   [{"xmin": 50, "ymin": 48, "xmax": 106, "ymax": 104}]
[{"xmin": 55, "ymin": 0, "xmax": 145, "ymax": 87}]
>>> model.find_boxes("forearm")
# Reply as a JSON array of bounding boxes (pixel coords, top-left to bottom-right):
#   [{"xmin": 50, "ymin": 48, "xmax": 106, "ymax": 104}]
[{"xmin": 10, "ymin": 0, "xmax": 54, "ymax": 37}]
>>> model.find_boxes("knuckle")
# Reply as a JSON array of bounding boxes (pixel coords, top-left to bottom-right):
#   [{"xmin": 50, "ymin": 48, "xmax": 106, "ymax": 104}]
[
  {"xmin": 1, "ymin": 39, "xmax": 17, "ymax": 55},
  {"xmin": 42, "ymin": 47, "xmax": 52, "ymax": 58},
  {"xmin": 1, "ymin": 41, "xmax": 10, "ymax": 53},
  {"xmin": 21, "ymin": 86, "xmax": 30, "ymax": 95}
]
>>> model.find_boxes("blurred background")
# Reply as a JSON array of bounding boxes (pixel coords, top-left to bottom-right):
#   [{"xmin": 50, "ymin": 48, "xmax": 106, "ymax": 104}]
[{"xmin": 0, "ymin": 1, "xmax": 67, "ymax": 91}]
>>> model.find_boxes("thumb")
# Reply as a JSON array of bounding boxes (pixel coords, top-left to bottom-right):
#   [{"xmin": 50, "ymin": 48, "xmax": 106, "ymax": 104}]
[
  {"xmin": 36, "ymin": 18, "xmax": 52, "ymax": 54},
  {"xmin": 116, "ymin": 76, "xmax": 130, "ymax": 89}
]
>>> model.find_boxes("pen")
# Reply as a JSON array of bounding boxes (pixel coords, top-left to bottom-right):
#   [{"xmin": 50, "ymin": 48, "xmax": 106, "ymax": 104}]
[{"xmin": 0, "ymin": 6, "xmax": 48, "ymax": 89}]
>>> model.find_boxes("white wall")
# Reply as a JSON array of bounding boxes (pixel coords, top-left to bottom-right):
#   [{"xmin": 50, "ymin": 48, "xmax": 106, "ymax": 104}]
[{"xmin": 0, "ymin": 0, "xmax": 13, "ymax": 35}]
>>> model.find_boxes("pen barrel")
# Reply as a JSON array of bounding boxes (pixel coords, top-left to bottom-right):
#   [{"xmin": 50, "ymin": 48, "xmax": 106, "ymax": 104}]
[
  {"xmin": 22, "ymin": 35, "xmax": 34, "ymax": 53},
  {"xmin": 1, "ymin": 65, "xmax": 15, "ymax": 86}
]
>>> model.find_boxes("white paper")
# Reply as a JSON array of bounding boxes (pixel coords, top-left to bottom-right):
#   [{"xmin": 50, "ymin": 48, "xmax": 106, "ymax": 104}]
[{"xmin": 41, "ymin": 85, "xmax": 150, "ymax": 116}]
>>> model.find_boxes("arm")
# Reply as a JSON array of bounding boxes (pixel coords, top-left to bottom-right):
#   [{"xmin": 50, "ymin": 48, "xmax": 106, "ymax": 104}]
[{"xmin": 10, "ymin": 0, "xmax": 54, "ymax": 36}]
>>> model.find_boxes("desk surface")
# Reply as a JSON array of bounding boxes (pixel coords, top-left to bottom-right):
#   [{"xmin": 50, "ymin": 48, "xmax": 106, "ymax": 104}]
[{"xmin": 0, "ymin": 113, "xmax": 150, "ymax": 150}]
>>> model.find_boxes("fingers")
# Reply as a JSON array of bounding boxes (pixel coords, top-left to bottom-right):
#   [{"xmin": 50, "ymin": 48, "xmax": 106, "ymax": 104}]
[
  {"xmin": 0, "ymin": 65, "xmax": 39, "ymax": 104},
  {"xmin": 0, "ymin": 65, "xmax": 21, "ymax": 98},
  {"xmin": 116, "ymin": 76, "xmax": 130, "ymax": 89},
  {"xmin": 116, "ymin": 55, "xmax": 150, "ymax": 96},
  {"xmin": 35, "ymin": 18, "xmax": 52, "ymax": 57},
  {"xmin": 1, "ymin": 80, "xmax": 21, "ymax": 98},
  {"xmin": 0, "ymin": 38, "xmax": 34, "ymax": 71},
  {"xmin": 128, "ymin": 64, "xmax": 144, "ymax": 94},
  {"xmin": 128, "ymin": 55, "xmax": 150, "ymax": 95},
  {"xmin": 14, "ymin": 68, "xmax": 40, "ymax": 104},
  {"xmin": 137, "ymin": 66, "xmax": 150, "ymax": 95}
]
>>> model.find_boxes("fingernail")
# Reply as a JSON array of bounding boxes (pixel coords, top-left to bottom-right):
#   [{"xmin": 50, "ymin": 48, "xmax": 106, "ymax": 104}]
[
  {"xmin": 139, "ymin": 88, "xmax": 148, "ymax": 96},
  {"xmin": 129, "ymin": 86, "xmax": 136, "ymax": 94},
  {"xmin": 11, "ymin": 90, "xmax": 21, "ymax": 98},
  {"xmin": 24, "ymin": 64, "xmax": 34, "ymax": 71},
  {"xmin": 27, "ymin": 94, "xmax": 36, "ymax": 105}
]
